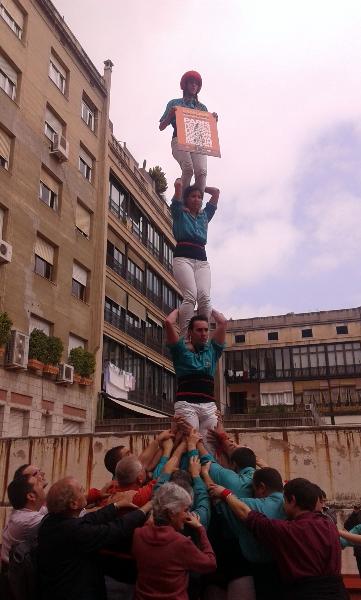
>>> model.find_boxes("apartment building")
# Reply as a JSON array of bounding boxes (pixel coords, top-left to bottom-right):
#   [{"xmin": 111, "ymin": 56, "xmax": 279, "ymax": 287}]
[
  {"xmin": 221, "ymin": 307, "xmax": 361, "ymax": 424},
  {"xmin": 0, "ymin": 0, "xmax": 179, "ymax": 437},
  {"xmin": 100, "ymin": 137, "xmax": 181, "ymax": 420}
]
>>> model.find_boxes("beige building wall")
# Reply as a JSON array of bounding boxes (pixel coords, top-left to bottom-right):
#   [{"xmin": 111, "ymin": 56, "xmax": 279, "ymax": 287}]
[{"xmin": 0, "ymin": 0, "xmax": 110, "ymax": 435}]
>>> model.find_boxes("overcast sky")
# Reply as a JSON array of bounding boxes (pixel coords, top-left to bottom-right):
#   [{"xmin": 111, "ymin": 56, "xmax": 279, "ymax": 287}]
[{"xmin": 54, "ymin": 0, "xmax": 361, "ymax": 319}]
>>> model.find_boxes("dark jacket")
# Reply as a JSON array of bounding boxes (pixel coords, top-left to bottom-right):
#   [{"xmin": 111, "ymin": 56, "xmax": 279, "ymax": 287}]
[{"xmin": 38, "ymin": 504, "xmax": 146, "ymax": 600}]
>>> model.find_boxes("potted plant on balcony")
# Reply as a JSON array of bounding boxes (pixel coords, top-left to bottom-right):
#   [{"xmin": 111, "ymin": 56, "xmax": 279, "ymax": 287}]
[
  {"xmin": 43, "ymin": 335, "xmax": 63, "ymax": 379},
  {"xmin": 0, "ymin": 312, "xmax": 12, "ymax": 365},
  {"xmin": 79, "ymin": 350, "xmax": 95, "ymax": 385},
  {"xmin": 68, "ymin": 347, "xmax": 83, "ymax": 384},
  {"xmin": 28, "ymin": 329, "xmax": 48, "ymax": 374}
]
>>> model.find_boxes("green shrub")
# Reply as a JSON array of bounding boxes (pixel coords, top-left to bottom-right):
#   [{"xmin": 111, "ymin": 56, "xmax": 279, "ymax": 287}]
[
  {"xmin": 69, "ymin": 347, "xmax": 95, "ymax": 377},
  {"xmin": 29, "ymin": 329, "xmax": 48, "ymax": 363},
  {"xmin": 0, "ymin": 312, "xmax": 12, "ymax": 347},
  {"xmin": 45, "ymin": 336, "xmax": 63, "ymax": 365}
]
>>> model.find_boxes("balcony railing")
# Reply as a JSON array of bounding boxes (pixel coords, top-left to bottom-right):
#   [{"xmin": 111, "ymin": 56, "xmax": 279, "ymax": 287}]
[
  {"xmin": 104, "ymin": 307, "xmax": 168, "ymax": 356},
  {"xmin": 225, "ymin": 363, "xmax": 361, "ymax": 383},
  {"xmin": 106, "ymin": 254, "xmax": 125, "ymax": 277},
  {"xmin": 125, "ymin": 270, "xmax": 144, "ymax": 293}
]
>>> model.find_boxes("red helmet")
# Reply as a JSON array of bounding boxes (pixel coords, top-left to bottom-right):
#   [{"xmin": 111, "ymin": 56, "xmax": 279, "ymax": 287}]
[{"xmin": 180, "ymin": 71, "xmax": 202, "ymax": 91}]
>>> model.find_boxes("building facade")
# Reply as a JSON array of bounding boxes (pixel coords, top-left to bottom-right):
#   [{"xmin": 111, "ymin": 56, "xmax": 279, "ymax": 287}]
[
  {"xmin": 222, "ymin": 308, "xmax": 361, "ymax": 424},
  {"xmin": 0, "ymin": 0, "xmax": 179, "ymax": 437}
]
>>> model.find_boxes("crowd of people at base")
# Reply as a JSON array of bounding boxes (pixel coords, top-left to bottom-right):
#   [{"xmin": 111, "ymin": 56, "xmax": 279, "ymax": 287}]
[{"xmin": 1, "ymin": 419, "xmax": 361, "ymax": 600}]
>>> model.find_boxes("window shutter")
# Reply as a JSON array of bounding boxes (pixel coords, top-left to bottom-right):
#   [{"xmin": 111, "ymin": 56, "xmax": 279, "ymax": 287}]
[
  {"xmin": 127, "ymin": 248, "xmax": 144, "ymax": 270},
  {"xmin": 29, "ymin": 315, "xmax": 50, "ymax": 335},
  {"xmin": 105, "ymin": 277, "xmax": 127, "ymax": 308},
  {"xmin": 40, "ymin": 169, "xmax": 58, "ymax": 194},
  {"xmin": 128, "ymin": 295, "xmax": 146, "ymax": 321},
  {"xmin": 147, "ymin": 312, "xmax": 163, "ymax": 328},
  {"xmin": 50, "ymin": 53, "xmax": 66, "ymax": 79},
  {"xmin": 72, "ymin": 263, "xmax": 87, "ymax": 286},
  {"xmin": 107, "ymin": 229, "xmax": 125, "ymax": 254},
  {"xmin": 0, "ymin": 207, "xmax": 4, "ymax": 238},
  {"xmin": 0, "ymin": 128, "xmax": 11, "ymax": 162},
  {"xmin": 75, "ymin": 203, "xmax": 90, "ymax": 236},
  {"xmin": 2, "ymin": 0, "xmax": 24, "ymax": 29},
  {"xmin": 79, "ymin": 146, "xmax": 92, "ymax": 167},
  {"xmin": 68, "ymin": 334, "xmax": 84, "ymax": 353},
  {"xmin": 35, "ymin": 237, "xmax": 54, "ymax": 265},
  {"xmin": 45, "ymin": 107, "xmax": 62, "ymax": 134},
  {"xmin": 0, "ymin": 54, "xmax": 17, "ymax": 84}
]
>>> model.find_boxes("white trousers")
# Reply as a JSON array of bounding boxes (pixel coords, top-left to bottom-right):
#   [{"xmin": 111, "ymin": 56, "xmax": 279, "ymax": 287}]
[
  {"xmin": 174, "ymin": 401, "xmax": 217, "ymax": 454},
  {"xmin": 171, "ymin": 137, "xmax": 207, "ymax": 192},
  {"xmin": 173, "ymin": 257, "xmax": 211, "ymax": 338}
]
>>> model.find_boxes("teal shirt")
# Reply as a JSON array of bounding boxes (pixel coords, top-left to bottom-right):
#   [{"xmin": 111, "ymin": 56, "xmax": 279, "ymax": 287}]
[
  {"xmin": 154, "ymin": 473, "xmax": 210, "ymax": 528},
  {"xmin": 340, "ymin": 523, "xmax": 361, "ymax": 548},
  {"xmin": 171, "ymin": 197, "xmax": 216, "ymax": 245},
  {"xmin": 160, "ymin": 98, "xmax": 208, "ymax": 137},
  {"xmin": 167, "ymin": 337, "xmax": 224, "ymax": 379},
  {"xmin": 217, "ymin": 492, "xmax": 286, "ymax": 563}
]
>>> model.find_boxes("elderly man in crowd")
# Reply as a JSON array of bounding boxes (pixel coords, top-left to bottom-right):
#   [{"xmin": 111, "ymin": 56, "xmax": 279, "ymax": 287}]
[{"xmin": 38, "ymin": 476, "xmax": 151, "ymax": 600}]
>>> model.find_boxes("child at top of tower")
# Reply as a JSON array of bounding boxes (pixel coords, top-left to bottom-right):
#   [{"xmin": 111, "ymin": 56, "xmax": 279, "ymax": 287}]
[{"xmin": 159, "ymin": 70, "xmax": 218, "ymax": 193}]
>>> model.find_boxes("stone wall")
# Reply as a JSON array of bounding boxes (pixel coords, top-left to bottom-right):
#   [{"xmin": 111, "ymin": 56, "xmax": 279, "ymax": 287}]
[{"xmin": 0, "ymin": 425, "xmax": 360, "ymax": 573}]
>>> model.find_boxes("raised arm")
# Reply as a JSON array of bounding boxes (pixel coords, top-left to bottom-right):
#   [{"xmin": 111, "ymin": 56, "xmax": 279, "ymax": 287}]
[
  {"xmin": 211, "ymin": 309, "xmax": 227, "ymax": 345},
  {"xmin": 159, "ymin": 106, "xmax": 176, "ymax": 131},
  {"xmin": 208, "ymin": 484, "xmax": 251, "ymax": 520},
  {"xmin": 165, "ymin": 308, "xmax": 180, "ymax": 345},
  {"xmin": 204, "ymin": 187, "xmax": 220, "ymax": 207}
]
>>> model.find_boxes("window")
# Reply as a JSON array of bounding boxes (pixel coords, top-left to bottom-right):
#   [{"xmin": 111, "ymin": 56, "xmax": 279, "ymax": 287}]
[
  {"xmin": 336, "ymin": 325, "xmax": 348, "ymax": 335},
  {"xmin": 146, "ymin": 269, "xmax": 161, "ymax": 304},
  {"xmin": 129, "ymin": 200, "xmax": 144, "ymax": 240},
  {"xmin": 75, "ymin": 201, "xmax": 91, "ymax": 238},
  {"xmin": 0, "ymin": 54, "xmax": 17, "ymax": 100},
  {"xmin": 163, "ymin": 284, "xmax": 176, "ymax": 311},
  {"xmin": 68, "ymin": 333, "xmax": 85, "ymax": 355},
  {"xmin": 0, "ymin": 1, "xmax": 24, "ymax": 38},
  {"xmin": 0, "ymin": 127, "xmax": 11, "ymax": 170},
  {"xmin": 127, "ymin": 258, "xmax": 143, "ymax": 290},
  {"xmin": 301, "ymin": 328, "xmax": 313, "ymax": 338},
  {"xmin": 81, "ymin": 97, "xmax": 95, "ymax": 131},
  {"xmin": 235, "ymin": 334, "xmax": 245, "ymax": 343},
  {"xmin": 109, "ymin": 176, "xmax": 127, "ymax": 218},
  {"xmin": 39, "ymin": 169, "xmax": 58, "ymax": 211},
  {"xmin": 107, "ymin": 240, "xmax": 124, "ymax": 275},
  {"xmin": 79, "ymin": 146, "xmax": 93, "ymax": 182},
  {"xmin": 147, "ymin": 223, "xmax": 160, "ymax": 257},
  {"xmin": 72, "ymin": 263, "xmax": 87, "ymax": 301},
  {"xmin": 44, "ymin": 106, "xmax": 63, "ymax": 143},
  {"xmin": 260, "ymin": 392, "xmax": 294, "ymax": 407},
  {"xmin": 163, "ymin": 239, "xmax": 174, "ymax": 271},
  {"xmin": 268, "ymin": 331, "xmax": 278, "ymax": 341},
  {"xmin": 49, "ymin": 52, "xmax": 66, "ymax": 94},
  {"xmin": 104, "ymin": 297, "xmax": 124, "ymax": 329},
  {"xmin": 29, "ymin": 315, "xmax": 51, "ymax": 335},
  {"xmin": 34, "ymin": 236, "xmax": 54, "ymax": 281}
]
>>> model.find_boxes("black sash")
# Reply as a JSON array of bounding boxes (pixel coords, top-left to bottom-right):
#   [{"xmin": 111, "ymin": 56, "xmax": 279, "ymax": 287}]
[{"xmin": 176, "ymin": 374, "xmax": 214, "ymax": 404}]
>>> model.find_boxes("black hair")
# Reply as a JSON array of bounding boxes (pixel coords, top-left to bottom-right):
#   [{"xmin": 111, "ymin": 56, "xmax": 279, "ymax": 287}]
[
  {"xmin": 283, "ymin": 478, "xmax": 319, "ymax": 511},
  {"xmin": 13, "ymin": 464, "xmax": 30, "ymax": 479},
  {"xmin": 183, "ymin": 185, "xmax": 203, "ymax": 208},
  {"xmin": 253, "ymin": 468, "xmax": 283, "ymax": 493},
  {"xmin": 170, "ymin": 469, "xmax": 193, "ymax": 496},
  {"xmin": 104, "ymin": 445, "xmax": 126, "ymax": 476},
  {"xmin": 230, "ymin": 447, "xmax": 256, "ymax": 470},
  {"xmin": 188, "ymin": 314, "xmax": 209, "ymax": 332},
  {"xmin": 7, "ymin": 475, "xmax": 34, "ymax": 510}
]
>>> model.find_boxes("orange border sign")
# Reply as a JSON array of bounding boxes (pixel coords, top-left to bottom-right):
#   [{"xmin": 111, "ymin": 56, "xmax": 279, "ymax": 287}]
[{"xmin": 175, "ymin": 107, "xmax": 221, "ymax": 158}]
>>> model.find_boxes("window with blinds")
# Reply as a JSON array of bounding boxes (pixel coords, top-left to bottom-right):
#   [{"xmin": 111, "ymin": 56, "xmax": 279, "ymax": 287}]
[
  {"xmin": 79, "ymin": 146, "xmax": 93, "ymax": 182},
  {"xmin": 49, "ymin": 51, "xmax": 66, "ymax": 94},
  {"xmin": 39, "ymin": 168, "xmax": 58, "ymax": 211},
  {"xmin": 81, "ymin": 96, "xmax": 96, "ymax": 132},
  {"xmin": 44, "ymin": 106, "xmax": 63, "ymax": 142},
  {"xmin": 68, "ymin": 333, "xmax": 85, "ymax": 355},
  {"xmin": 72, "ymin": 262, "xmax": 87, "ymax": 301},
  {"xmin": 0, "ymin": 54, "xmax": 17, "ymax": 100},
  {"xmin": 0, "ymin": 127, "xmax": 11, "ymax": 169},
  {"xmin": 75, "ymin": 202, "xmax": 91, "ymax": 238},
  {"xmin": 0, "ymin": 0, "xmax": 24, "ymax": 39},
  {"xmin": 29, "ymin": 315, "xmax": 51, "ymax": 335},
  {"xmin": 34, "ymin": 236, "xmax": 54, "ymax": 281}
]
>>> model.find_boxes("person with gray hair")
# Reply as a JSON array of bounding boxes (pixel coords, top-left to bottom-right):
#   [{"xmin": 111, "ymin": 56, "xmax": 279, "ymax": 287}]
[
  {"xmin": 132, "ymin": 482, "xmax": 216, "ymax": 600},
  {"xmin": 37, "ymin": 476, "xmax": 150, "ymax": 600}
]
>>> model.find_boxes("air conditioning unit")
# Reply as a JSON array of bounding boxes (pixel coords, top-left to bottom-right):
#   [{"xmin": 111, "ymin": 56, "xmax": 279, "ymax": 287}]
[
  {"xmin": 57, "ymin": 363, "xmax": 74, "ymax": 384},
  {"xmin": 0, "ymin": 240, "xmax": 12, "ymax": 264},
  {"xmin": 304, "ymin": 403, "xmax": 312, "ymax": 411},
  {"xmin": 5, "ymin": 330, "xmax": 29, "ymax": 369},
  {"xmin": 50, "ymin": 133, "xmax": 69, "ymax": 162}
]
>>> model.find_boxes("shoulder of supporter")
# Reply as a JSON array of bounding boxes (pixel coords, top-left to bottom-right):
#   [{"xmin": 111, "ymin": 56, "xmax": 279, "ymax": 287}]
[{"xmin": 167, "ymin": 336, "xmax": 187, "ymax": 353}]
